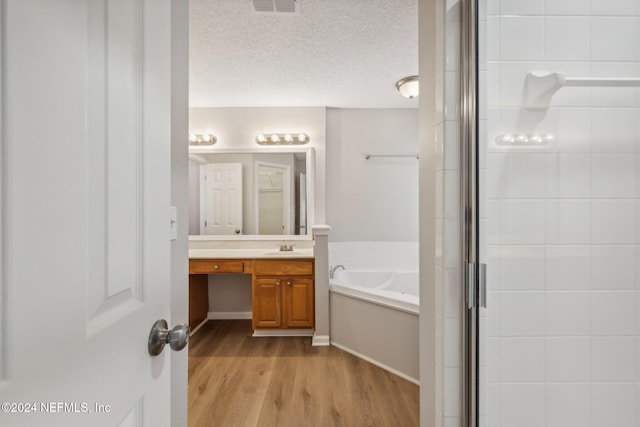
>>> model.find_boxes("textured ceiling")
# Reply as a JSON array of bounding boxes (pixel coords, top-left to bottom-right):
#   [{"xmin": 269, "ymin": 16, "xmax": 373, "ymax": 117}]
[{"xmin": 189, "ymin": 0, "xmax": 418, "ymax": 108}]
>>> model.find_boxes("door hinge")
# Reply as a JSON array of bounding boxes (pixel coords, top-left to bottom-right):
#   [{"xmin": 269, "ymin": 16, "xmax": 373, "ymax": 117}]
[
  {"xmin": 479, "ymin": 263, "xmax": 487, "ymax": 308},
  {"xmin": 466, "ymin": 262, "xmax": 488, "ymax": 309},
  {"xmin": 466, "ymin": 262, "xmax": 476, "ymax": 309},
  {"xmin": 205, "ymin": 220, "xmax": 207, "ymax": 227}
]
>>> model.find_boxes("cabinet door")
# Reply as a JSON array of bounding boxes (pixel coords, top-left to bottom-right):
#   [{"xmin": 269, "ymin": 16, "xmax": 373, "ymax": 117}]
[
  {"xmin": 283, "ymin": 278, "xmax": 315, "ymax": 328},
  {"xmin": 252, "ymin": 278, "xmax": 282, "ymax": 328}
]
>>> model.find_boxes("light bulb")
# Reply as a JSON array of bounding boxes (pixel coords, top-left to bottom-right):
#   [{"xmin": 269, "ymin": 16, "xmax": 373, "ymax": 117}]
[
  {"xmin": 256, "ymin": 134, "xmax": 266, "ymax": 143},
  {"xmin": 297, "ymin": 133, "xmax": 307, "ymax": 142},
  {"xmin": 201, "ymin": 134, "xmax": 212, "ymax": 143},
  {"xmin": 270, "ymin": 134, "xmax": 280, "ymax": 143},
  {"xmin": 189, "ymin": 134, "xmax": 198, "ymax": 143},
  {"xmin": 284, "ymin": 134, "xmax": 293, "ymax": 142}
]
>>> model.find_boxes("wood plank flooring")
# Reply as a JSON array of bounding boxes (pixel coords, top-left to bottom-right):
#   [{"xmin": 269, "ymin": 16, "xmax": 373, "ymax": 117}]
[{"xmin": 188, "ymin": 320, "xmax": 419, "ymax": 427}]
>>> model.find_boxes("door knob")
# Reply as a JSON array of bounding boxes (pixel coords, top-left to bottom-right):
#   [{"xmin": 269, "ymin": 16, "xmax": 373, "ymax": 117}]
[{"xmin": 148, "ymin": 319, "xmax": 190, "ymax": 356}]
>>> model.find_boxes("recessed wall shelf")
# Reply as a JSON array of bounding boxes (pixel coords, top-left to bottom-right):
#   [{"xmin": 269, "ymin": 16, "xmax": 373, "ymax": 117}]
[{"xmin": 495, "ymin": 133, "xmax": 554, "ymax": 146}]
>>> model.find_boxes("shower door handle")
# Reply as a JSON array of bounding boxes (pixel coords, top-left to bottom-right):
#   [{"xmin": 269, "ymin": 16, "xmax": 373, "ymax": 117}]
[{"xmin": 479, "ymin": 263, "xmax": 487, "ymax": 308}]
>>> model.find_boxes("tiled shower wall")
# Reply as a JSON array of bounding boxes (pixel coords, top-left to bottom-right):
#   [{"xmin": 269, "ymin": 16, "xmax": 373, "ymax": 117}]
[
  {"xmin": 436, "ymin": 1, "xmax": 463, "ymax": 426},
  {"xmin": 482, "ymin": 1, "xmax": 640, "ymax": 426}
]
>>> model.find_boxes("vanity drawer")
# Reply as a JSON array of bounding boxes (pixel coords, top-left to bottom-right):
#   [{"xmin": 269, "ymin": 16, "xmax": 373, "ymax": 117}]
[
  {"xmin": 253, "ymin": 259, "xmax": 313, "ymax": 276},
  {"xmin": 189, "ymin": 259, "xmax": 245, "ymax": 274}
]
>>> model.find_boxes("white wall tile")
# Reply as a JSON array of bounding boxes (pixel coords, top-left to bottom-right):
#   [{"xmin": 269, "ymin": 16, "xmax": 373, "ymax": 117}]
[
  {"xmin": 592, "ymin": 154, "xmax": 636, "ymax": 198},
  {"xmin": 591, "ymin": 245, "xmax": 635, "ymax": 290},
  {"xmin": 545, "ymin": 108, "xmax": 591, "ymax": 151},
  {"xmin": 591, "ymin": 18, "xmax": 637, "ymax": 62},
  {"xmin": 545, "ymin": 0, "xmax": 589, "ymax": 15},
  {"xmin": 500, "ymin": 384, "xmax": 545, "ymax": 427},
  {"xmin": 546, "ymin": 200, "xmax": 591, "ymax": 245},
  {"xmin": 591, "ymin": 0, "xmax": 639, "ymax": 16},
  {"xmin": 500, "ymin": 246, "xmax": 545, "ymax": 290},
  {"xmin": 443, "ymin": 367, "xmax": 461, "ymax": 416},
  {"xmin": 500, "ymin": 338, "xmax": 545, "ymax": 382},
  {"xmin": 545, "ymin": 245, "xmax": 590, "ymax": 290},
  {"xmin": 500, "ymin": 200, "xmax": 546, "ymax": 245},
  {"xmin": 591, "ymin": 200, "xmax": 636, "ymax": 244},
  {"xmin": 591, "ymin": 337, "xmax": 637, "ymax": 381},
  {"xmin": 546, "ymin": 153, "xmax": 591, "ymax": 198},
  {"xmin": 546, "ymin": 292, "xmax": 590, "ymax": 336},
  {"xmin": 500, "ymin": 153, "xmax": 546, "ymax": 198},
  {"xmin": 444, "ymin": 318, "xmax": 461, "ymax": 368},
  {"xmin": 545, "ymin": 17, "xmax": 590, "ymax": 61},
  {"xmin": 488, "ymin": 337, "xmax": 500, "ymax": 383},
  {"xmin": 591, "ymin": 291, "xmax": 636, "ymax": 335},
  {"xmin": 499, "ymin": 0, "xmax": 544, "ymax": 15},
  {"xmin": 499, "ymin": 17, "xmax": 545, "ymax": 61},
  {"xmin": 592, "ymin": 384, "xmax": 637, "ymax": 427},
  {"xmin": 546, "ymin": 337, "xmax": 591, "ymax": 382},
  {"xmin": 591, "ymin": 108, "xmax": 637, "ymax": 153},
  {"xmin": 546, "ymin": 384, "xmax": 591, "ymax": 427},
  {"xmin": 500, "ymin": 292, "xmax": 545, "ymax": 336}
]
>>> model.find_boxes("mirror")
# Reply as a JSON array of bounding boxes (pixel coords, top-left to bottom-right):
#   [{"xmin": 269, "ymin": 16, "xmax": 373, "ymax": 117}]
[{"xmin": 188, "ymin": 149, "xmax": 313, "ymax": 238}]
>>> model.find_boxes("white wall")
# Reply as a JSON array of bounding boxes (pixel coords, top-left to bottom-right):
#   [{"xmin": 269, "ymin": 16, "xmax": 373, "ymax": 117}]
[
  {"xmin": 326, "ymin": 108, "xmax": 419, "ymax": 242},
  {"xmin": 482, "ymin": 2, "xmax": 640, "ymax": 427}
]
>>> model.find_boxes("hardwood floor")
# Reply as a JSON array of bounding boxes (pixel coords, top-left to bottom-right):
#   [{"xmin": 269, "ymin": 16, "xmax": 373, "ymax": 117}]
[{"xmin": 188, "ymin": 320, "xmax": 419, "ymax": 427}]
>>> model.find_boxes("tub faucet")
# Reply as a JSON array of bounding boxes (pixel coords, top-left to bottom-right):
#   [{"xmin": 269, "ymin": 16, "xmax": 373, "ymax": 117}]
[{"xmin": 330, "ymin": 265, "xmax": 345, "ymax": 279}]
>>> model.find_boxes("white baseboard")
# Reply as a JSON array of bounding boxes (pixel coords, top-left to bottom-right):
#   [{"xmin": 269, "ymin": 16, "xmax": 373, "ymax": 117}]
[
  {"xmin": 189, "ymin": 318, "xmax": 208, "ymax": 336},
  {"xmin": 252, "ymin": 329, "xmax": 314, "ymax": 337},
  {"xmin": 312, "ymin": 334, "xmax": 330, "ymax": 347},
  {"xmin": 330, "ymin": 341, "xmax": 420, "ymax": 386},
  {"xmin": 208, "ymin": 311, "xmax": 252, "ymax": 320}
]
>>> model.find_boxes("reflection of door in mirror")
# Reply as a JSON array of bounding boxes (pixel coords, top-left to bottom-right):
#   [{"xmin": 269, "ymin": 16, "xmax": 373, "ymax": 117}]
[
  {"xmin": 200, "ymin": 163, "xmax": 243, "ymax": 235},
  {"xmin": 256, "ymin": 162, "xmax": 291, "ymax": 235}
]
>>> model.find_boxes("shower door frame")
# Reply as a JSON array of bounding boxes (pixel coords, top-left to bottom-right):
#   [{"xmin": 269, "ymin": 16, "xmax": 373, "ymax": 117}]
[{"xmin": 460, "ymin": 0, "xmax": 482, "ymax": 426}]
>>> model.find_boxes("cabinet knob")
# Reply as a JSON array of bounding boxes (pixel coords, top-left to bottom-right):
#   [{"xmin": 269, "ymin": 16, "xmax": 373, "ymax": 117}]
[
  {"xmin": 276, "ymin": 280, "xmax": 281, "ymax": 286},
  {"xmin": 214, "ymin": 265, "xmax": 219, "ymax": 269},
  {"xmin": 286, "ymin": 281, "xmax": 292, "ymax": 286}
]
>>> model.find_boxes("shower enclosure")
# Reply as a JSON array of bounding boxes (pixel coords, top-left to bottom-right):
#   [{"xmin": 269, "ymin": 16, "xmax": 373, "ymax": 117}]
[{"xmin": 464, "ymin": 1, "xmax": 640, "ymax": 426}]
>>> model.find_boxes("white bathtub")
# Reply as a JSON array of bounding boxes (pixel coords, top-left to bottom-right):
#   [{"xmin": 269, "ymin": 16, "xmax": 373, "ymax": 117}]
[
  {"xmin": 328, "ymin": 242, "xmax": 420, "ymax": 384},
  {"xmin": 330, "ymin": 270, "xmax": 419, "ymax": 314}
]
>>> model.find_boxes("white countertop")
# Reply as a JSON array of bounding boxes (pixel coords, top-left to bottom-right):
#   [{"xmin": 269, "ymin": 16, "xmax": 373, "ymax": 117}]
[{"xmin": 188, "ymin": 248, "xmax": 314, "ymax": 259}]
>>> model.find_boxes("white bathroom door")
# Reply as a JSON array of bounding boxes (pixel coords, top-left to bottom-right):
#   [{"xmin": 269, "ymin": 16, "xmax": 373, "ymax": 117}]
[
  {"xmin": 0, "ymin": 1, "xmax": 179, "ymax": 426},
  {"xmin": 201, "ymin": 163, "xmax": 243, "ymax": 235}
]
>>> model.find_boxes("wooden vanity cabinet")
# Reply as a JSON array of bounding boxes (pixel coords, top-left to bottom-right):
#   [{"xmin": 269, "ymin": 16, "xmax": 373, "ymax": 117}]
[
  {"xmin": 252, "ymin": 260, "xmax": 315, "ymax": 330},
  {"xmin": 188, "ymin": 259, "xmax": 252, "ymax": 330}
]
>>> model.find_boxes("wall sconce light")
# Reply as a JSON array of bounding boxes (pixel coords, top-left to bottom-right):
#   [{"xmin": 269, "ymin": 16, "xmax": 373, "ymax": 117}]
[
  {"xmin": 255, "ymin": 133, "xmax": 310, "ymax": 145},
  {"xmin": 396, "ymin": 75, "xmax": 419, "ymax": 99},
  {"xmin": 188, "ymin": 133, "xmax": 217, "ymax": 145}
]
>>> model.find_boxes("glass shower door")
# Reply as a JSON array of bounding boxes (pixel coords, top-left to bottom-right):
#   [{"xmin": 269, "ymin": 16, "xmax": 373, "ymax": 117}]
[{"xmin": 472, "ymin": 1, "xmax": 640, "ymax": 426}]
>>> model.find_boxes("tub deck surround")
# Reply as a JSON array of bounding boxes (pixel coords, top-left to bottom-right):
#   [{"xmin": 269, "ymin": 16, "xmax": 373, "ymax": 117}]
[{"xmin": 328, "ymin": 241, "xmax": 420, "ymax": 382}]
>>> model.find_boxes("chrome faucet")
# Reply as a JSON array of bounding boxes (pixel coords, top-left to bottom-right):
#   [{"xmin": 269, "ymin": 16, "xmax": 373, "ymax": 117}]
[
  {"xmin": 330, "ymin": 265, "xmax": 345, "ymax": 279},
  {"xmin": 279, "ymin": 244, "xmax": 295, "ymax": 252}
]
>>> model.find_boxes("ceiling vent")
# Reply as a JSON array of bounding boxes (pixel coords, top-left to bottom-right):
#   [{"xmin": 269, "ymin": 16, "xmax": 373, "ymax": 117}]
[{"xmin": 251, "ymin": 0, "xmax": 299, "ymax": 13}]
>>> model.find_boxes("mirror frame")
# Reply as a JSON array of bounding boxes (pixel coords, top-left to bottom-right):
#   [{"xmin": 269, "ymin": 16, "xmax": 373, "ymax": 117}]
[{"xmin": 188, "ymin": 146, "xmax": 315, "ymax": 241}]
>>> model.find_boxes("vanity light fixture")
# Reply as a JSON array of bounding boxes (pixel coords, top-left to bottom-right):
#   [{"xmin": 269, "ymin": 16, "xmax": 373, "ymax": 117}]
[
  {"xmin": 255, "ymin": 133, "xmax": 310, "ymax": 145},
  {"xmin": 396, "ymin": 75, "xmax": 419, "ymax": 99},
  {"xmin": 188, "ymin": 133, "xmax": 217, "ymax": 145}
]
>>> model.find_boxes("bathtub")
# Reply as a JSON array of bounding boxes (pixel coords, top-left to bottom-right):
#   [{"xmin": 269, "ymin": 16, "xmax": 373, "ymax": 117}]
[
  {"xmin": 329, "ymin": 242, "xmax": 419, "ymax": 384},
  {"xmin": 330, "ymin": 270, "xmax": 419, "ymax": 314}
]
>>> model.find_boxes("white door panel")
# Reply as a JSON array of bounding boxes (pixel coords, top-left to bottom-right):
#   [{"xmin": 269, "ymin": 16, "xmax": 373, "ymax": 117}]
[{"xmin": 0, "ymin": 1, "xmax": 177, "ymax": 426}]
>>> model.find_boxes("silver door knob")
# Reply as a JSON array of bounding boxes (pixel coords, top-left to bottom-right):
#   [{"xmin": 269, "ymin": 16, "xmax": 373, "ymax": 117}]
[{"xmin": 148, "ymin": 319, "xmax": 190, "ymax": 356}]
